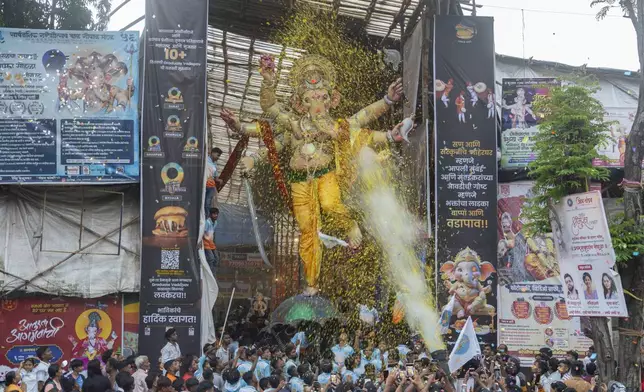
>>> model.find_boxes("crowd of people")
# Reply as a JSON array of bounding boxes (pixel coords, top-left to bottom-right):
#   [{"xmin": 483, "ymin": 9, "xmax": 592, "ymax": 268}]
[{"xmin": 4, "ymin": 322, "xmax": 621, "ymax": 392}]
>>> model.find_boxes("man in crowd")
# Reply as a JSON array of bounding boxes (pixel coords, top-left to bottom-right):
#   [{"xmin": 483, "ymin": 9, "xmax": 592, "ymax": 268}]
[
  {"xmin": 35, "ymin": 346, "xmax": 53, "ymax": 392},
  {"xmin": 133, "ymin": 356, "xmax": 150, "ymax": 392},
  {"xmin": 156, "ymin": 377, "xmax": 174, "ymax": 392},
  {"xmin": 254, "ymin": 346, "xmax": 272, "ymax": 381},
  {"xmin": 164, "ymin": 360, "xmax": 180, "ymax": 383},
  {"xmin": 216, "ymin": 333, "xmax": 233, "ymax": 367},
  {"xmin": 116, "ymin": 371, "xmax": 135, "ymax": 392},
  {"xmin": 83, "ymin": 359, "xmax": 112, "ymax": 392},
  {"xmin": 583, "ymin": 347, "xmax": 596, "ymax": 366},
  {"xmin": 65, "ymin": 359, "xmax": 86, "ymax": 391},
  {"xmin": 558, "ymin": 359, "xmax": 572, "ymax": 381},
  {"xmin": 203, "ymin": 368, "xmax": 224, "ymax": 392},
  {"xmin": 205, "ymin": 147, "xmax": 223, "ymax": 216},
  {"xmin": 481, "ymin": 344, "xmax": 495, "ymax": 371},
  {"xmin": 161, "ymin": 328, "xmax": 181, "ymax": 364},
  {"xmin": 566, "ymin": 351, "xmax": 579, "ymax": 362},
  {"xmin": 197, "ymin": 380, "xmax": 215, "ymax": 392},
  {"xmin": 564, "ymin": 361, "xmax": 592, "ymax": 392},
  {"xmin": 186, "ymin": 377, "xmax": 200, "ymax": 392}
]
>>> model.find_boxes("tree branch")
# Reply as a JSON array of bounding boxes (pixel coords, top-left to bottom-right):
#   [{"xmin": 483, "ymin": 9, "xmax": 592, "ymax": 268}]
[{"xmin": 621, "ymin": 0, "xmax": 641, "ymax": 37}]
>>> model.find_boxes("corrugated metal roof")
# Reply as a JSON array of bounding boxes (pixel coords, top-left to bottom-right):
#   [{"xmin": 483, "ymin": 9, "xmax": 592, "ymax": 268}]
[{"xmin": 207, "ymin": 0, "xmax": 462, "ymax": 205}]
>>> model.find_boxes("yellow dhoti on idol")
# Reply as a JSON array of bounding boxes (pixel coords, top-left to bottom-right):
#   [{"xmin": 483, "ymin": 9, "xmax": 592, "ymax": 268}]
[
  {"xmin": 223, "ymin": 54, "xmax": 404, "ymax": 291},
  {"xmin": 289, "ymin": 121, "xmax": 385, "ymax": 289},
  {"xmin": 291, "ymin": 170, "xmax": 348, "ymax": 288}
]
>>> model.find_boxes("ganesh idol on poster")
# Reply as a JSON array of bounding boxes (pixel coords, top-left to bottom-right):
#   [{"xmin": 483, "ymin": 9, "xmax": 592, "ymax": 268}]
[
  {"xmin": 440, "ymin": 247, "xmax": 496, "ymax": 333},
  {"xmin": 68, "ymin": 311, "xmax": 118, "ymax": 365},
  {"xmin": 57, "ymin": 51, "xmax": 135, "ymax": 114}
]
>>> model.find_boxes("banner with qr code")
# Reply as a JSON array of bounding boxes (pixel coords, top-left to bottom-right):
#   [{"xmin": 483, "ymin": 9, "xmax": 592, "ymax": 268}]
[
  {"xmin": 0, "ymin": 28, "xmax": 140, "ymax": 184},
  {"xmin": 138, "ymin": 0, "xmax": 208, "ymax": 358}
]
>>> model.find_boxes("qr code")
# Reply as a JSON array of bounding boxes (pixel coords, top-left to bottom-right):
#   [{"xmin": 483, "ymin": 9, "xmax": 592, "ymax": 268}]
[{"xmin": 161, "ymin": 249, "xmax": 180, "ymax": 270}]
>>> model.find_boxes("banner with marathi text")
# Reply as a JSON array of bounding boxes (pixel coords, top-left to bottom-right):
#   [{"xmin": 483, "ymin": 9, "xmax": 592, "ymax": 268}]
[
  {"xmin": 500, "ymin": 78, "xmax": 559, "ymax": 169},
  {"xmin": 497, "ymin": 182, "xmax": 592, "ymax": 366},
  {"xmin": 0, "ymin": 28, "xmax": 140, "ymax": 183},
  {"xmin": 550, "ymin": 191, "xmax": 627, "ymax": 317},
  {"xmin": 0, "ymin": 297, "xmax": 122, "ymax": 367},
  {"xmin": 434, "ymin": 16, "xmax": 498, "ymax": 349},
  {"xmin": 138, "ymin": 0, "xmax": 209, "ymax": 357}
]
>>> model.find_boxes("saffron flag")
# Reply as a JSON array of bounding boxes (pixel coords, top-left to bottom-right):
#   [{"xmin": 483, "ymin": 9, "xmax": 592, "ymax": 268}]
[{"xmin": 448, "ymin": 316, "xmax": 481, "ymax": 373}]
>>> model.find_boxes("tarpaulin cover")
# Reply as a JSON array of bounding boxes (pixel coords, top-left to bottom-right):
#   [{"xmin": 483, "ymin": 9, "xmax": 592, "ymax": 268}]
[
  {"xmin": 0, "ymin": 186, "xmax": 141, "ymax": 297},
  {"xmin": 0, "ymin": 186, "xmax": 271, "ymax": 298}
]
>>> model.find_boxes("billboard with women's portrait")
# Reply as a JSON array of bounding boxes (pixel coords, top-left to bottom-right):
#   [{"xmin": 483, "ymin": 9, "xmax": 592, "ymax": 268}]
[
  {"xmin": 549, "ymin": 191, "xmax": 627, "ymax": 317},
  {"xmin": 0, "ymin": 28, "xmax": 140, "ymax": 183}
]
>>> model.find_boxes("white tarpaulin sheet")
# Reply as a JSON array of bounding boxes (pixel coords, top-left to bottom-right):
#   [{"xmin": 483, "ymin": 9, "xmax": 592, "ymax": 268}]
[{"xmin": 0, "ymin": 186, "xmax": 141, "ymax": 297}]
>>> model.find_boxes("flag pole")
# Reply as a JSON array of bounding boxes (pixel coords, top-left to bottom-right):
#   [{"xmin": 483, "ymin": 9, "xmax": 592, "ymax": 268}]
[{"xmin": 219, "ymin": 287, "xmax": 235, "ymax": 347}]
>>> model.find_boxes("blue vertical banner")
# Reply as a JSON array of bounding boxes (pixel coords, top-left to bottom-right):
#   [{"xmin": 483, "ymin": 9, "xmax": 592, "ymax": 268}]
[
  {"xmin": 434, "ymin": 16, "xmax": 498, "ymax": 349},
  {"xmin": 0, "ymin": 28, "xmax": 140, "ymax": 183},
  {"xmin": 139, "ymin": 0, "xmax": 209, "ymax": 357}
]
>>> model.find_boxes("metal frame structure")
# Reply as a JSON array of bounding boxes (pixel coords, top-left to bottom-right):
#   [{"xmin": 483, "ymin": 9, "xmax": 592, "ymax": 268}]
[{"xmin": 38, "ymin": 187, "xmax": 132, "ymax": 256}]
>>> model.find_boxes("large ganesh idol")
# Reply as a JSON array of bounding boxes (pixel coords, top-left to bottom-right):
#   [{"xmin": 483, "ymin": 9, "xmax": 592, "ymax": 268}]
[{"xmin": 220, "ymin": 55, "xmax": 407, "ymax": 295}]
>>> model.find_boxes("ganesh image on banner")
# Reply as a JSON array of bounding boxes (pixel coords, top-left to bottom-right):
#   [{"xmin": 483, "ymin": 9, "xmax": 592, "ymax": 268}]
[
  {"xmin": 440, "ymin": 247, "xmax": 495, "ymax": 320},
  {"xmin": 220, "ymin": 55, "xmax": 408, "ymax": 295},
  {"xmin": 68, "ymin": 310, "xmax": 118, "ymax": 364},
  {"xmin": 58, "ymin": 51, "xmax": 135, "ymax": 114}
]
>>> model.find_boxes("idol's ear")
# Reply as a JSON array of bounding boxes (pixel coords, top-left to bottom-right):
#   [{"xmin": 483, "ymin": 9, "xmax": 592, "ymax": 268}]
[
  {"xmin": 290, "ymin": 94, "xmax": 306, "ymax": 114},
  {"xmin": 479, "ymin": 262, "xmax": 496, "ymax": 280},
  {"xmin": 331, "ymin": 90, "xmax": 341, "ymax": 109},
  {"xmin": 440, "ymin": 261, "xmax": 456, "ymax": 278}
]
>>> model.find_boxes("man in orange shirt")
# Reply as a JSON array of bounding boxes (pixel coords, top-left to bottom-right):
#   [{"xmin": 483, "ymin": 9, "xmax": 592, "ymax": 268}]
[
  {"xmin": 204, "ymin": 208, "xmax": 219, "ymax": 274},
  {"xmin": 164, "ymin": 360, "xmax": 179, "ymax": 383}
]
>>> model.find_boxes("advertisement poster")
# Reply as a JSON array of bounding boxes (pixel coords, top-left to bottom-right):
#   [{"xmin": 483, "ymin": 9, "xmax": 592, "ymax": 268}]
[
  {"xmin": 593, "ymin": 108, "xmax": 636, "ymax": 167},
  {"xmin": 138, "ymin": 0, "xmax": 208, "ymax": 357},
  {"xmin": 0, "ymin": 28, "xmax": 140, "ymax": 183},
  {"xmin": 122, "ymin": 295, "xmax": 139, "ymax": 357},
  {"xmin": 497, "ymin": 182, "xmax": 592, "ymax": 366},
  {"xmin": 500, "ymin": 78, "xmax": 559, "ymax": 169},
  {"xmin": 550, "ymin": 191, "xmax": 627, "ymax": 317},
  {"xmin": 0, "ymin": 297, "xmax": 121, "ymax": 367},
  {"xmin": 434, "ymin": 16, "xmax": 498, "ymax": 348}
]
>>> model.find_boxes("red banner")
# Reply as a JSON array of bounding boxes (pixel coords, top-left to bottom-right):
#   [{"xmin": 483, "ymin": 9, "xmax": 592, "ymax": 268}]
[{"xmin": 0, "ymin": 297, "xmax": 122, "ymax": 367}]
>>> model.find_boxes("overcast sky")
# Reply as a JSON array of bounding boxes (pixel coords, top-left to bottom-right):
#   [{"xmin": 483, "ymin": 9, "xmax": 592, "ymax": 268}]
[{"xmin": 108, "ymin": 0, "xmax": 641, "ymax": 71}]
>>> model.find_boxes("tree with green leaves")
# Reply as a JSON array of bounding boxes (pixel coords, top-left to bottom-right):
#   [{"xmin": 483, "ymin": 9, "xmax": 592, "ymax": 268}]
[
  {"xmin": 0, "ymin": 0, "xmax": 111, "ymax": 30},
  {"xmin": 591, "ymin": 0, "xmax": 644, "ymax": 389},
  {"xmin": 523, "ymin": 82, "xmax": 617, "ymax": 380}
]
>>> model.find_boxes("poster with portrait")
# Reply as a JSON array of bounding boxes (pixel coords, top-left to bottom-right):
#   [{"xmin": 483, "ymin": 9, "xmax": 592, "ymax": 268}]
[
  {"xmin": 497, "ymin": 182, "xmax": 592, "ymax": 366},
  {"xmin": 500, "ymin": 78, "xmax": 559, "ymax": 169},
  {"xmin": 0, "ymin": 28, "xmax": 140, "ymax": 183},
  {"xmin": 0, "ymin": 297, "xmax": 122, "ymax": 367},
  {"xmin": 549, "ymin": 191, "xmax": 627, "ymax": 317},
  {"xmin": 138, "ymin": 0, "xmax": 208, "ymax": 357},
  {"xmin": 434, "ymin": 16, "xmax": 497, "ymax": 348},
  {"xmin": 593, "ymin": 108, "xmax": 636, "ymax": 167}
]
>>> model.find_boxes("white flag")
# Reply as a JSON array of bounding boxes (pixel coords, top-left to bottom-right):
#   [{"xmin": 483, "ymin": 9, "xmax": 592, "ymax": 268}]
[
  {"xmin": 448, "ymin": 316, "xmax": 481, "ymax": 373},
  {"xmin": 439, "ymin": 296, "xmax": 455, "ymax": 334}
]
